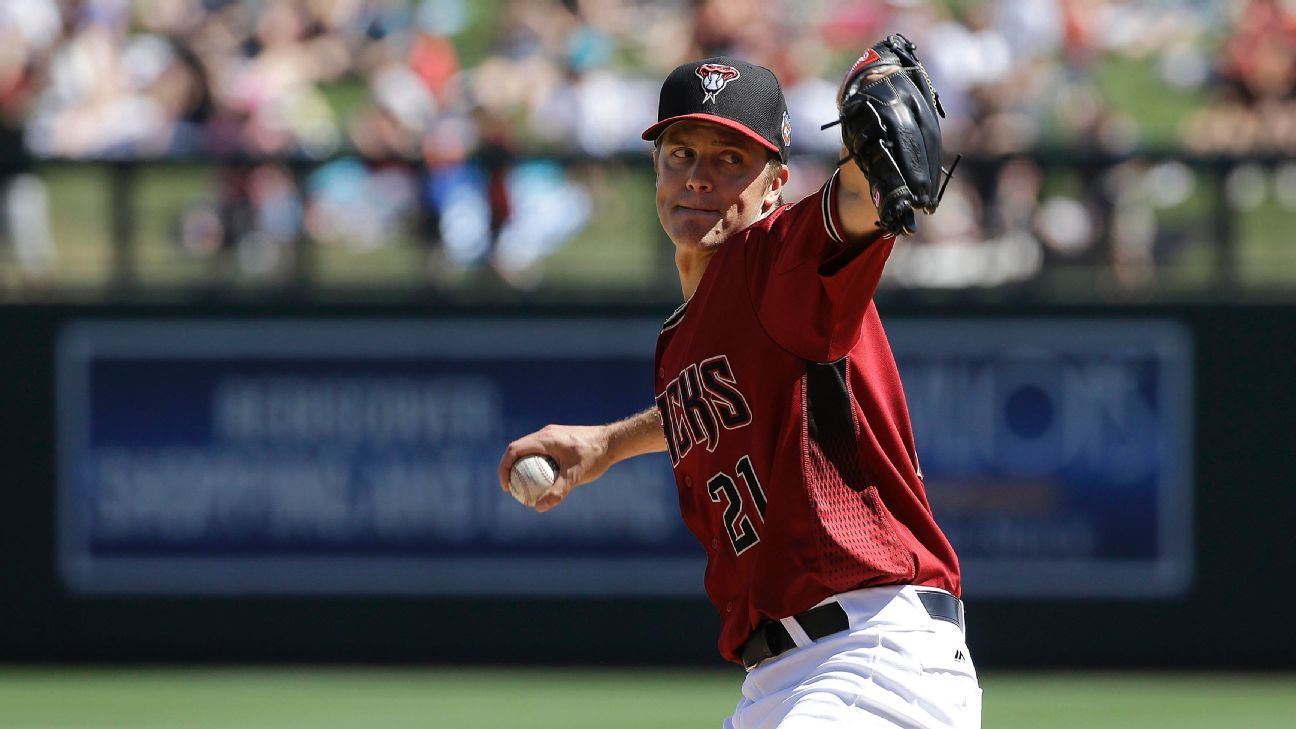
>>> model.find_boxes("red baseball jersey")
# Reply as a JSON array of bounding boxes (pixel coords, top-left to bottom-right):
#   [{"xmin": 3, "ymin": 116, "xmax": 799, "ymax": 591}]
[{"xmin": 653, "ymin": 170, "xmax": 960, "ymax": 664}]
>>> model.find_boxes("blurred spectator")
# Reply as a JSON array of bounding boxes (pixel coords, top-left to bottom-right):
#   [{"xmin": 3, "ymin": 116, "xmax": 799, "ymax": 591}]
[
  {"xmin": 0, "ymin": 0, "xmax": 1287, "ymax": 293},
  {"xmin": 1182, "ymin": 0, "xmax": 1296, "ymax": 155},
  {"xmin": 0, "ymin": 1, "xmax": 1256, "ymax": 162},
  {"xmin": 0, "ymin": 1, "xmax": 58, "ymax": 284}
]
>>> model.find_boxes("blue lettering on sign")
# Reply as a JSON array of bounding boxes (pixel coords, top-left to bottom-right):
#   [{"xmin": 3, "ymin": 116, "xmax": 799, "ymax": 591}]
[{"xmin": 58, "ymin": 320, "xmax": 696, "ymax": 596}]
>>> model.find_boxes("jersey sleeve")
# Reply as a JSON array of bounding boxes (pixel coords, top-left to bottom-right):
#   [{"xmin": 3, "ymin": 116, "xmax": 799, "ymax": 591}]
[{"xmin": 745, "ymin": 169, "xmax": 896, "ymax": 363}]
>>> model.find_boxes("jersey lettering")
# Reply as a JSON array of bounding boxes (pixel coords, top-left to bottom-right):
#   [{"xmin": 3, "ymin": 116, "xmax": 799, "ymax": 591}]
[
  {"xmin": 700, "ymin": 356, "xmax": 752, "ymax": 428},
  {"xmin": 657, "ymin": 355, "xmax": 753, "ymax": 466},
  {"xmin": 680, "ymin": 364, "xmax": 721, "ymax": 453},
  {"xmin": 655, "ymin": 391, "xmax": 679, "ymax": 463},
  {"xmin": 666, "ymin": 377, "xmax": 694, "ymax": 460}
]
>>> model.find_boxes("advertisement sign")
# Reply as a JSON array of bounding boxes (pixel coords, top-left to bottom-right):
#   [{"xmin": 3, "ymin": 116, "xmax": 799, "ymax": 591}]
[{"xmin": 58, "ymin": 318, "xmax": 1192, "ymax": 597}]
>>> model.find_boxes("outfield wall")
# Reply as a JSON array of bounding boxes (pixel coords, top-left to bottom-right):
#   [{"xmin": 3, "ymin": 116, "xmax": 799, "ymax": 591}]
[{"xmin": 0, "ymin": 302, "xmax": 1292, "ymax": 669}]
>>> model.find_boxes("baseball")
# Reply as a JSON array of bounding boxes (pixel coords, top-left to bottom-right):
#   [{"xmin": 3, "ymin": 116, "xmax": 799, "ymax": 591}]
[{"xmin": 509, "ymin": 455, "xmax": 559, "ymax": 506}]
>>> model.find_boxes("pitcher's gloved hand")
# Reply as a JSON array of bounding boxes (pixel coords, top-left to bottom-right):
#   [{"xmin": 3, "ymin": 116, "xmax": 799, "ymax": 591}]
[{"xmin": 830, "ymin": 33, "xmax": 949, "ymax": 236}]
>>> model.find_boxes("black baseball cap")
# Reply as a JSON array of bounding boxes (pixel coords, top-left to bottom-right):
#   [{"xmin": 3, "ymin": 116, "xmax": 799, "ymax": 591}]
[{"xmin": 641, "ymin": 57, "xmax": 791, "ymax": 163}]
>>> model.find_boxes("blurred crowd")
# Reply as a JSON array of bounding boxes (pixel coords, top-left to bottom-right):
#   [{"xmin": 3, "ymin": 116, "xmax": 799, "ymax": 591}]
[{"xmin": 0, "ymin": 0, "xmax": 1292, "ymax": 291}]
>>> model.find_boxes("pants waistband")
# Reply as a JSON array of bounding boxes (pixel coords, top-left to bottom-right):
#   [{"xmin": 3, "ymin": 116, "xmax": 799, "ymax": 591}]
[{"xmin": 739, "ymin": 588, "xmax": 964, "ymax": 672}]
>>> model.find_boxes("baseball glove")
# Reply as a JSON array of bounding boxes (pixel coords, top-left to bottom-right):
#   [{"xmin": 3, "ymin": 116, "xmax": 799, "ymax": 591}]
[{"xmin": 825, "ymin": 34, "xmax": 955, "ymax": 236}]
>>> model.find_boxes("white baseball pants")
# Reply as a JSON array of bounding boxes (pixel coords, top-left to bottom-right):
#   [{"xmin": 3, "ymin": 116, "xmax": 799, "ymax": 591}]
[{"xmin": 723, "ymin": 586, "xmax": 981, "ymax": 729}]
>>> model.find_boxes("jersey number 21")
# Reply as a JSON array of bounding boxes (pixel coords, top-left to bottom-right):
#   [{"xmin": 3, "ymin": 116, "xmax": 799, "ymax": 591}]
[{"xmin": 707, "ymin": 455, "xmax": 767, "ymax": 555}]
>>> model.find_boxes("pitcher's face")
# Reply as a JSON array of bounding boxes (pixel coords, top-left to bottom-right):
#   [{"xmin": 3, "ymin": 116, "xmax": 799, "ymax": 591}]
[{"xmin": 654, "ymin": 120, "xmax": 785, "ymax": 252}]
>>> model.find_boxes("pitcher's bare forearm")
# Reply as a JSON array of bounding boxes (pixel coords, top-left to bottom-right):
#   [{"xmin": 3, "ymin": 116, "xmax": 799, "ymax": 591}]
[
  {"xmin": 836, "ymin": 151, "xmax": 882, "ymax": 239},
  {"xmin": 604, "ymin": 407, "xmax": 668, "ymax": 464},
  {"xmin": 497, "ymin": 406, "xmax": 666, "ymax": 512}
]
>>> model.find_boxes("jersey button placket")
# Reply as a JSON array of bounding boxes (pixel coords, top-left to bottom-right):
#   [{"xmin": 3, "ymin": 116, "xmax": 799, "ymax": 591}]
[
  {"xmin": 684, "ymin": 475, "xmax": 693, "ymax": 488},
  {"xmin": 711, "ymin": 538, "xmax": 719, "ymax": 550}
]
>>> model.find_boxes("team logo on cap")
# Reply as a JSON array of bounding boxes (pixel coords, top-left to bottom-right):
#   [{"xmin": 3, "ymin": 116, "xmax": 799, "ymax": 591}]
[
  {"xmin": 781, "ymin": 111, "xmax": 792, "ymax": 146},
  {"xmin": 696, "ymin": 63, "xmax": 741, "ymax": 104}
]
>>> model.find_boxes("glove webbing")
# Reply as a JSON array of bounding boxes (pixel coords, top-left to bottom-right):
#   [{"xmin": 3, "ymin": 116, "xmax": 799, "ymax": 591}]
[{"xmin": 910, "ymin": 62, "xmax": 945, "ymax": 119}]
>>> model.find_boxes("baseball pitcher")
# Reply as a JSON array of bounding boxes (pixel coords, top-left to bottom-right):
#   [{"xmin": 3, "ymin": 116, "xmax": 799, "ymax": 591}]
[{"xmin": 500, "ymin": 34, "xmax": 979, "ymax": 729}]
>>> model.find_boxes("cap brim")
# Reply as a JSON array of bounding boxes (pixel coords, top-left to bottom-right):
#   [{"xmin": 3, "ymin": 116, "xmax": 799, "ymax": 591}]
[{"xmin": 641, "ymin": 114, "xmax": 780, "ymax": 156}]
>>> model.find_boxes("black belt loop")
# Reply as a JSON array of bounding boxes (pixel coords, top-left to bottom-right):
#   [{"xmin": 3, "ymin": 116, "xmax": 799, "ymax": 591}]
[
  {"xmin": 794, "ymin": 602, "xmax": 850, "ymax": 640},
  {"xmin": 740, "ymin": 589, "xmax": 965, "ymax": 671},
  {"xmin": 741, "ymin": 602, "xmax": 848, "ymax": 671},
  {"xmin": 916, "ymin": 589, "xmax": 964, "ymax": 633}
]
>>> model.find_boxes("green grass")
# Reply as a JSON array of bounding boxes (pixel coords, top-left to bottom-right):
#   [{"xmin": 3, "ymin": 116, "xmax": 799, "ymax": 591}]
[
  {"xmin": 39, "ymin": 164, "xmax": 113, "ymax": 287},
  {"xmin": 0, "ymin": 668, "xmax": 1291, "ymax": 729},
  {"xmin": 131, "ymin": 165, "xmax": 220, "ymax": 286},
  {"xmin": 1, "ymin": 667, "xmax": 733, "ymax": 729},
  {"xmin": 1092, "ymin": 55, "xmax": 1211, "ymax": 148},
  {"xmin": 1238, "ymin": 198, "xmax": 1296, "ymax": 288},
  {"xmin": 984, "ymin": 673, "xmax": 1296, "ymax": 729},
  {"xmin": 537, "ymin": 165, "xmax": 667, "ymax": 291},
  {"xmin": 28, "ymin": 160, "xmax": 670, "ymax": 297}
]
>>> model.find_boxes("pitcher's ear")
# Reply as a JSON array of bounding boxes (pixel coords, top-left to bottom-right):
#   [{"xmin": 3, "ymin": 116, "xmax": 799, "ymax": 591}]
[{"xmin": 764, "ymin": 163, "xmax": 789, "ymax": 210}]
